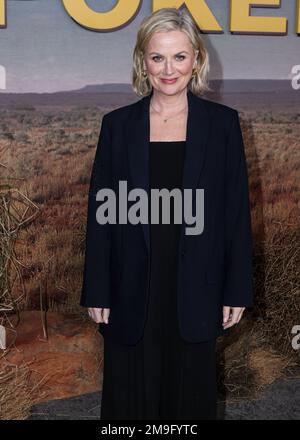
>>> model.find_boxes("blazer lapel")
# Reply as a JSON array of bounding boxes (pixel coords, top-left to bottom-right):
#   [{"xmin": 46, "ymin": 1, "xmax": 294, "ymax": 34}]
[{"xmin": 126, "ymin": 89, "xmax": 212, "ymax": 254}]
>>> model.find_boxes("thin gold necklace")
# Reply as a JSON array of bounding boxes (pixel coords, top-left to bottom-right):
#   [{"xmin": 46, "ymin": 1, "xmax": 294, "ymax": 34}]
[{"xmin": 150, "ymin": 101, "xmax": 188, "ymax": 123}]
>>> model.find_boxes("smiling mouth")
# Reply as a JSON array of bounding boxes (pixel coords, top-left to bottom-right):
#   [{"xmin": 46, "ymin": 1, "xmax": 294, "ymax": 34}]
[{"xmin": 161, "ymin": 78, "xmax": 178, "ymax": 82}]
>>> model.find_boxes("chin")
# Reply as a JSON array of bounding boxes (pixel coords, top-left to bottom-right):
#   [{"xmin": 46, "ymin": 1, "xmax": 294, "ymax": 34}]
[{"xmin": 156, "ymin": 83, "xmax": 185, "ymax": 94}]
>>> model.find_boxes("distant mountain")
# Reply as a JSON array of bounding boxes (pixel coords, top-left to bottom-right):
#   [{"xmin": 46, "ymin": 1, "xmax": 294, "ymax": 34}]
[
  {"xmin": 72, "ymin": 80, "xmax": 294, "ymax": 94},
  {"xmin": 210, "ymin": 79, "xmax": 293, "ymax": 93},
  {"xmin": 0, "ymin": 80, "xmax": 297, "ymax": 108},
  {"xmin": 74, "ymin": 83, "xmax": 133, "ymax": 94}
]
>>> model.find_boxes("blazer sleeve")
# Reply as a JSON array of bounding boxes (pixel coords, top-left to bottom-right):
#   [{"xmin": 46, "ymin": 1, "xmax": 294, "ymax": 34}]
[
  {"xmin": 79, "ymin": 114, "xmax": 112, "ymax": 308},
  {"xmin": 223, "ymin": 110, "xmax": 254, "ymax": 308}
]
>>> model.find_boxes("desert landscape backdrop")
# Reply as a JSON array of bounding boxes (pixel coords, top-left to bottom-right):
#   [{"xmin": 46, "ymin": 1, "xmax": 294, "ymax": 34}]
[{"xmin": 0, "ymin": 81, "xmax": 299, "ymax": 418}]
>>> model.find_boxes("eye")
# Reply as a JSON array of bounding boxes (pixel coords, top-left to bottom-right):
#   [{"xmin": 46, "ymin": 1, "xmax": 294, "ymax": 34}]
[
  {"xmin": 152, "ymin": 55, "xmax": 162, "ymax": 62},
  {"xmin": 151, "ymin": 55, "xmax": 186, "ymax": 62}
]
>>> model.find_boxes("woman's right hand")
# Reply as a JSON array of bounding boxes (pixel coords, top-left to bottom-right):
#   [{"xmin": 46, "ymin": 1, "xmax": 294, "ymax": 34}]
[{"xmin": 88, "ymin": 307, "xmax": 110, "ymax": 324}]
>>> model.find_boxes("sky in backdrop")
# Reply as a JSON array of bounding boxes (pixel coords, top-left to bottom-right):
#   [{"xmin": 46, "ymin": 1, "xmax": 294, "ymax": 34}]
[{"xmin": 0, "ymin": 0, "xmax": 299, "ymax": 92}]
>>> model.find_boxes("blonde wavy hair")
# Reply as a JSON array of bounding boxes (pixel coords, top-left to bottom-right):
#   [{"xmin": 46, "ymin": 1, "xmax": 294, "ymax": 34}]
[{"xmin": 132, "ymin": 7, "xmax": 211, "ymax": 97}]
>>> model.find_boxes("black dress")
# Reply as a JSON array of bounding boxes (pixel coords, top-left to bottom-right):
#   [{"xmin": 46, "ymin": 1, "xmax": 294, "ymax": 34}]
[{"xmin": 100, "ymin": 141, "xmax": 217, "ymax": 420}]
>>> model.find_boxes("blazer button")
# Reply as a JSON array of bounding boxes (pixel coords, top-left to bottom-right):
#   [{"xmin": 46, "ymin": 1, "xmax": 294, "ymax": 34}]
[{"xmin": 181, "ymin": 250, "xmax": 186, "ymax": 257}]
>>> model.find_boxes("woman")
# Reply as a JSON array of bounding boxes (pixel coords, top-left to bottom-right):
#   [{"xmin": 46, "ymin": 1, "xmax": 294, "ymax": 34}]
[{"xmin": 80, "ymin": 8, "xmax": 253, "ymax": 420}]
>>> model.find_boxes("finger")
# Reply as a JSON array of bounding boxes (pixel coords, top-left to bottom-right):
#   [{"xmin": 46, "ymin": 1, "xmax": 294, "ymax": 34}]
[
  {"xmin": 223, "ymin": 317, "xmax": 235, "ymax": 329},
  {"xmin": 223, "ymin": 321, "xmax": 235, "ymax": 329},
  {"xmin": 102, "ymin": 308, "xmax": 110, "ymax": 324},
  {"xmin": 232, "ymin": 307, "xmax": 243, "ymax": 324},
  {"xmin": 89, "ymin": 308, "xmax": 103, "ymax": 323},
  {"xmin": 223, "ymin": 307, "xmax": 239, "ymax": 329},
  {"xmin": 231, "ymin": 308, "xmax": 240, "ymax": 325},
  {"xmin": 88, "ymin": 308, "xmax": 99, "ymax": 317},
  {"xmin": 236, "ymin": 308, "xmax": 245, "ymax": 323},
  {"xmin": 98, "ymin": 308, "xmax": 105, "ymax": 323},
  {"xmin": 223, "ymin": 306, "xmax": 231, "ymax": 325}
]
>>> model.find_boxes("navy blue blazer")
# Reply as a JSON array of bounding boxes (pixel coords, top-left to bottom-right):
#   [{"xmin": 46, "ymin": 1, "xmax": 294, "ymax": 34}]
[{"xmin": 80, "ymin": 88, "xmax": 254, "ymax": 345}]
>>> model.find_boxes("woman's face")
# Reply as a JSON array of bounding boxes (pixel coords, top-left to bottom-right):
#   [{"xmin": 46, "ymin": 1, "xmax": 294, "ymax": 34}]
[{"xmin": 143, "ymin": 30, "xmax": 198, "ymax": 96}]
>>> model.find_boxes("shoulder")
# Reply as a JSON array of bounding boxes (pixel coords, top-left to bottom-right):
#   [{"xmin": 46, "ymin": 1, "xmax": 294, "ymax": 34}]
[
  {"xmin": 197, "ymin": 96, "xmax": 241, "ymax": 138},
  {"xmin": 199, "ymin": 95, "xmax": 238, "ymax": 120}
]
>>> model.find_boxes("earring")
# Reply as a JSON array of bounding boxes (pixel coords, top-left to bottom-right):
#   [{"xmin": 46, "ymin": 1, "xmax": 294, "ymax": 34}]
[
  {"xmin": 142, "ymin": 69, "xmax": 147, "ymax": 78},
  {"xmin": 192, "ymin": 67, "xmax": 198, "ymax": 77}
]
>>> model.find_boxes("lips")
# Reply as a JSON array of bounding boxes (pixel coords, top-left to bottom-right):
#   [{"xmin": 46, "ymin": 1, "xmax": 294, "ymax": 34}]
[{"xmin": 161, "ymin": 78, "xmax": 178, "ymax": 84}]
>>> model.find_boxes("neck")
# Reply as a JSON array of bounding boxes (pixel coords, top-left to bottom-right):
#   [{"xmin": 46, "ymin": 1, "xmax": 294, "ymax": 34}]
[{"xmin": 150, "ymin": 88, "xmax": 188, "ymax": 112}]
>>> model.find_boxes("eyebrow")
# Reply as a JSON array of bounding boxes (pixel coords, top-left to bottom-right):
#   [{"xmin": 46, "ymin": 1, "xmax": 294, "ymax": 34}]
[{"xmin": 149, "ymin": 51, "xmax": 189, "ymax": 55}]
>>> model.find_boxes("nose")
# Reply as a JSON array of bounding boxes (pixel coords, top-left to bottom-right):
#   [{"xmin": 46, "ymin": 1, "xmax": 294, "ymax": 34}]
[{"xmin": 162, "ymin": 59, "xmax": 175, "ymax": 75}]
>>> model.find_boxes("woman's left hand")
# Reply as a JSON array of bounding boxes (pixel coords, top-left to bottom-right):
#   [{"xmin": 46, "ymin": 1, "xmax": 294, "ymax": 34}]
[{"xmin": 222, "ymin": 306, "xmax": 245, "ymax": 329}]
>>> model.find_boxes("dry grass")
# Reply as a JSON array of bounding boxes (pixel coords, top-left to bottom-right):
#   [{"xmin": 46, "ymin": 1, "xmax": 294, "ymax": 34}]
[
  {"xmin": 253, "ymin": 226, "xmax": 300, "ymax": 355},
  {"xmin": 217, "ymin": 220, "xmax": 300, "ymax": 401},
  {"xmin": 0, "ymin": 360, "xmax": 49, "ymax": 420},
  {"xmin": 217, "ymin": 317, "xmax": 300, "ymax": 403},
  {"xmin": 248, "ymin": 347, "xmax": 297, "ymax": 388},
  {"xmin": 0, "ymin": 104, "xmax": 299, "ymax": 418},
  {"xmin": 0, "ymin": 157, "xmax": 46, "ymax": 419}
]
